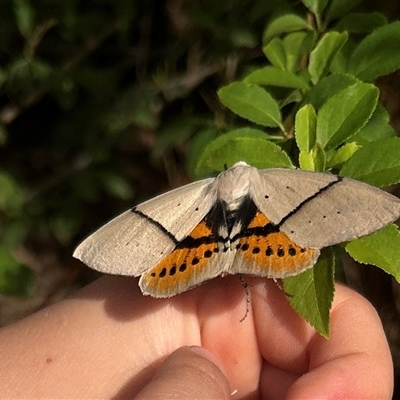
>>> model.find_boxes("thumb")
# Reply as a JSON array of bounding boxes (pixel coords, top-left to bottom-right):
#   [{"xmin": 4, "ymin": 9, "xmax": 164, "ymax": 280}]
[{"xmin": 135, "ymin": 346, "xmax": 231, "ymax": 400}]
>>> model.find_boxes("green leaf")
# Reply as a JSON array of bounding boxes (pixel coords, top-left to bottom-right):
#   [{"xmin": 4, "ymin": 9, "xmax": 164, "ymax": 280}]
[
  {"xmin": 302, "ymin": 0, "xmax": 329, "ymax": 16},
  {"xmin": 311, "ymin": 143, "xmax": 326, "ymax": 172},
  {"xmin": 316, "ymin": 83, "xmax": 379, "ymax": 150},
  {"xmin": 153, "ymin": 117, "xmax": 200, "ymax": 156},
  {"xmin": 2, "ymin": 220, "xmax": 29, "ymax": 248},
  {"xmin": 325, "ymin": 0, "xmax": 362, "ymax": 23},
  {"xmin": 195, "ymin": 129, "xmax": 293, "ymax": 176},
  {"xmin": 330, "ymin": 39, "xmax": 357, "ymax": 75},
  {"xmin": 299, "ymin": 151, "xmax": 315, "ymax": 171},
  {"xmin": 283, "ymin": 31, "xmax": 317, "ymax": 73},
  {"xmin": 309, "ymin": 31, "xmax": 348, "ymax": 84},
  {"xmin": 102, "ymin": 173, "xmax": 133, "ymax": 200},
  {"xmin": 0, "ymin": 171, "xmax": 24, "ymax": 214},
  {"xmin": 300, "ymin": 142, "xmax": 326, "ymax": 172},
  {"xmin": 263, "ymin": 14, "xmax": 310, "ymax": 43},
  {"xmin": 284, "ymin": 248, "xmax": 335, "ymax": 338},
  {"xmin": 187, "ymin": 128, "xmax": 219, "ymax": 179},
  {"xmin": 345, "ymin": 224, "xmax": 400, "ymax": 282},
  {"xmin": 0, "ymin": 246, "xmax": 36, "ymax": 297},
  {"xmin": 218, "ymin": 82, "xmax": 283, "ymax": 128},
  {"xmin": 281, "ymin": 88, "xmax": 303, "ymax": 108},
  {"xmin": 295, "ymin": 104, "xmax": 317, "ymax": 152},
  {"xmin": 326, "ymin": 142, "xmax": 360, "ymax": 168},
  {"xmin": 347, "ymin": 22, "xmax": 400, "ymax": 82},
  {"xmin": 350, "ymin": 103, "xmax": 396, "ymax": 146},
  {"xmin": 51, "ymin": 214, "xmax": 80, "ymax": 244},
  {"xmin": 107, "ymin": 85, "xmax": 159, "ymax": 132},
  {"xmin": 8, "ymin": 57, "xmax": 53, "ymax": 91},
  {"xmin": 230, "ymin": 28, "xmax": 258, "ymax": 48},
  {"xmin": 298, "ymin": 30, "xmax": 318, "ymax": 62},
  {"xmin": 335, "ymin": 12, "xmax": 387, "ymax": 34},
  {"xmin": 340, "ymin": 137, "xmax": 400, "ymax": 186},
  {"xmin": 13, "ymin": 0, "xmax": 35, "ymax": 38},
  {"xmin": 302, "ymin": 73, "xmax": 357, "ymax": 110},
  {"xmin": 262, "ymin": 38, "xmax": 286, "ymax": 70},
  {"xmin": 244, "ymin": 66, "xmax": 309, "ymax": 89}
]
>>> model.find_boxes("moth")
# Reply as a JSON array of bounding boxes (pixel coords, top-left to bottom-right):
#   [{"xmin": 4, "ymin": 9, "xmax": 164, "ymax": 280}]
[{"xmin": 74, "ymin": 161, "xmax": 400, "ymax": 297}]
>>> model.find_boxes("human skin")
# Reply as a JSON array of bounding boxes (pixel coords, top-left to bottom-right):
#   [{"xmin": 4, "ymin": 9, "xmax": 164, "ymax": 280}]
[{"xmin": 0, "ymin": 275, "xmax": 394, "ymax": 399}]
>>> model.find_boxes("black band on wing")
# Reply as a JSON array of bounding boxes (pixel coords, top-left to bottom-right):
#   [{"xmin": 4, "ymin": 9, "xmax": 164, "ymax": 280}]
[
  {"xmin": 231, "ymin": 177, "xmax": 344, "ymax": 241},
  {"xmin": 233, "ymin": 221, "xmax": 280, "ymax": 242},
  {"xmin": 131, "ymin": 207, "xmax": 179, "ymax": 245},
  {"xmin": 277, "ymin": 176, "xmax": 343, "ymax": 226},
  {"xmin": 176, "ymin": 234, "xmax": 218, "ymax": 249}
]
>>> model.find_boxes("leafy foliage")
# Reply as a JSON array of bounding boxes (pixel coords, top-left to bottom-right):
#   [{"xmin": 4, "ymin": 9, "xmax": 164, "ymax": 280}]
[
  {"xmin": 188, "ymin": 2, "xmax": 400, "ymax": 336},
  {"xmin": 0, "ymin": 0, "xmax": 400, "ymax": 337}
]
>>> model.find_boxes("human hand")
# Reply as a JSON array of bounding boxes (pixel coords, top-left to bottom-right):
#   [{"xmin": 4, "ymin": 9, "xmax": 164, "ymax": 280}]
[
  {"xmin": 0, "ymin": 275, "xmax": 393, "ymax": 399},
  {"xmin": 134, "ymin": 345, "xmax": 230, "ymax": 399}
]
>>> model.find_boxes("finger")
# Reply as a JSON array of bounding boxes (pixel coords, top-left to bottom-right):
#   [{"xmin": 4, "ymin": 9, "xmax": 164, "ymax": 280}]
[
  {"xmin": 254, "ymin": 282, "xmax": 393, "ymax": 399},
  {"xmin": 135, "ymin": 346, "xmax": 230, "ymax": 400},
  {"xmin": 287, "ymin": 283, "xmax": 393, "ymax": 399}
]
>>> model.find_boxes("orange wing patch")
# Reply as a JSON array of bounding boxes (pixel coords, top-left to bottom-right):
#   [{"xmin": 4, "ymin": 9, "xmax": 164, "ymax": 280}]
[
  {"xmin": 236, "ymin": 211, "xmax": 319, "ymax": 277},
  {"xmin": 140, "ymin": 221, "xmax": 219, "ymax": 296}
]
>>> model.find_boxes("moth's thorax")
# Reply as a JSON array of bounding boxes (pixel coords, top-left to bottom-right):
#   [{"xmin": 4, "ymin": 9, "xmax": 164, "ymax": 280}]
[{"xmin": 215, "ymin": 162, "xmax": 255, "ymax": 210}]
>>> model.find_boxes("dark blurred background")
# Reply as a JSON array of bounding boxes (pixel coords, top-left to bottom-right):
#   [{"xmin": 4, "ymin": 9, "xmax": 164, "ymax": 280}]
[{"xmin": 1, "ymin": 0, "xmax": 400, "ymax": 396}]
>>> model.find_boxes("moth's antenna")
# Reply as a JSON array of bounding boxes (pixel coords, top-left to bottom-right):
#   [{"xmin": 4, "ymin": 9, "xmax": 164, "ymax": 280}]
[
  {"xmin": 273, "ymin": 278, "xmax": 292, "ymax": 297},
  {"xmin": 238, "ymin": 275, "xmax": 251, "ymax": 322}
]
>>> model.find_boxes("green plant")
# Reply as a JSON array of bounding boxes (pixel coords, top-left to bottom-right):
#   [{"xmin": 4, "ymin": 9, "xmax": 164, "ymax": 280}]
[{"xmin": 180, "ymin": 0, "xmax": 400, "ymax": 336}]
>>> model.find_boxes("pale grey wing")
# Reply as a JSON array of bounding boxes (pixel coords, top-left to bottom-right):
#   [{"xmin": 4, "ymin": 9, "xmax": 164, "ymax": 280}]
[
  {"xmin": 280, "ymin": 176, "xmax": 400, "ymax": 248},
  {"xmin": 251, "ymin": 168, "xmax": 400, "ymax": 249},
  {"xmin": 73, "ymin": 178, "xmax": 216, "ymax": 276},
  {"xmin": 250, "ymin": 168, "xmax": 340, "ymax": 225}
]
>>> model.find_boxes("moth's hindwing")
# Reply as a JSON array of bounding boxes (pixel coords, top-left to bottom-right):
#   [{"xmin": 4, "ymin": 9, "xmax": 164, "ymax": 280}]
[
  {"xmin": 231, "ymin": 210, "xmax": 320, "ymax": 278},
  {"xmin": 139, "ymin": 218, "xmax": 234, "ymax": 297}
]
